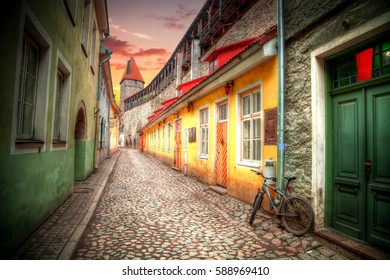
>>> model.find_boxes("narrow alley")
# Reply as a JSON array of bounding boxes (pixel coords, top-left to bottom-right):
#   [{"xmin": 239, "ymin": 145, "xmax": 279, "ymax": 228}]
[{"xmin": 72, "ymin": 149, "xmax": 347, "ymax": 260}]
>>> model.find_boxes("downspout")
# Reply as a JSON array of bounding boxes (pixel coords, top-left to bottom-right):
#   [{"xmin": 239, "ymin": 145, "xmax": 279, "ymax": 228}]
[
  {"xmin": 107, "ymin": 103, "xmax": 111, "ymax": 157},
  {"xmin": 93, "ymin": 34, "xmax": 112, "ymax": 169},
  {"xmin": 277, "ymin": 0, "xmax": 285, "ymax": 193}
]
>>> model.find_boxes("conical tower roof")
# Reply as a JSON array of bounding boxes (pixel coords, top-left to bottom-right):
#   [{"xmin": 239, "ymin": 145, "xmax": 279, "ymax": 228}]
[{"xmin": 120, "ymin": 57, "xmax": 144, "ymax": 84}]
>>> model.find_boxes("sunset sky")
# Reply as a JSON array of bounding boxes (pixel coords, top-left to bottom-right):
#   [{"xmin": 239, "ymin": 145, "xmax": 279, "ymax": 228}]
[{"xmin": 105, "ymin": 0, "xmax": 206, "ymax": 101}]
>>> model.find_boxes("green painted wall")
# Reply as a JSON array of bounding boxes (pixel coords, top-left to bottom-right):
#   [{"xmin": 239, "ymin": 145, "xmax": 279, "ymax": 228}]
[
  {"xmin": 74, "ymin": 139, "xmax": 95, "ymax": 180},
  {"xmin": 0, "ymin": 0, "xmax": 102, "ymax": 258},
  {"xmin": 0, "ymin": 151, "xmax": 74, "ymax": 257}
]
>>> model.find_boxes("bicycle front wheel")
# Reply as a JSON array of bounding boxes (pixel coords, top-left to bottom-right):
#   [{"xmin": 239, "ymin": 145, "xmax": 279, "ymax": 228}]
[
  {"xmin": 249, "ymin": 192, "xmax": 263, "ymax": 225},
  {"xmin": 281, "ymin": 196, "xmax": 314, "ymax": 236}
]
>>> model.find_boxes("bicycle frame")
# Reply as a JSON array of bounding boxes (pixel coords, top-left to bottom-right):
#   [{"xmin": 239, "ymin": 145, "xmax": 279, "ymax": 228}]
[
  {"xmin": 251, "ymin": 169, "xmax": 293, "ymax": 215},
  {"xmin": 261, "ymin": 180, "xmax": 285, "ymax": 213},
  {"xmin": 250, "ymin": 169, "xmax": 315, "ymax": 235}
]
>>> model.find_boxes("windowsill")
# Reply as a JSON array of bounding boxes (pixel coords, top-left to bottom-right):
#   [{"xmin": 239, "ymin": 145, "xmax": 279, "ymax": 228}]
[
  {"xmin": 236, "ymin": 161, "xmax": 261, "ymax": 169},
  {"xmin": 14, "ymin": 139, "xmax": 45, "ymax": 153},
  {"xmin": 52, "ymin": 140, "xmax": 67, "ymax": 147},
  {"xmin": 198, "ymin": 155, "xmax": 208, "ymax": 160},
  {"xmin": 16, "ymin": 139, "xmax": 45, "ymax": 146}
]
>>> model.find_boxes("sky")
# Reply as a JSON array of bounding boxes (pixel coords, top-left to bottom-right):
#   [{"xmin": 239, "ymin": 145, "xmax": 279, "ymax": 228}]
[{"xmin": 105, "ymin": 0, "xmax": 206, "ymax": 101}]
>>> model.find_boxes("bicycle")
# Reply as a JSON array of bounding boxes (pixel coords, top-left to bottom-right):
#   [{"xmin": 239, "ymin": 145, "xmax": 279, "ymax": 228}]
[{"xmin": 249, "ymin": 169, "xmax": 314, "ymax": 236}]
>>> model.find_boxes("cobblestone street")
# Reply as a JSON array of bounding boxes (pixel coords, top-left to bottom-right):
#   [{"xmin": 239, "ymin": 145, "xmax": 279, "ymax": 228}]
[{"xmin": 73, "ymin": 149, "xmax": 348, "ymax": 260}]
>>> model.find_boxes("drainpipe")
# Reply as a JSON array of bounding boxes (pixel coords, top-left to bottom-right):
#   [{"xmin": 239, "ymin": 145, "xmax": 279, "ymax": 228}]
[
  {"xmin": 93, "ymin": 34, "xmax": 112, "ymax": 169},
  {"xmin": 107, "ymin": 100, "xmax": 111, "ymax": 157},
  {"xmin": 277, "ymin": 0, "xmax": 285, "ymax": 193}
]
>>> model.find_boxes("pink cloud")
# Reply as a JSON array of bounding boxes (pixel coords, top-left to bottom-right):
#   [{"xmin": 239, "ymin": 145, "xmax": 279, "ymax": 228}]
[
  {"xmin": 148, "ymin": 4, "xmax": 198, "ymax": 30},
  {"xmin": 133, "ymin": 48, "xmax": 171, "ymax": 57},
  {"xmin": 104, "ymin": 35, "xmax": 135, "ymax": 58}
]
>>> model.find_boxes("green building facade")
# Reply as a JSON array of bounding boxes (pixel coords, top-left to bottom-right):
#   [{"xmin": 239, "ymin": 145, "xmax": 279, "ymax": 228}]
[{"xmin": 0, "ymin": 0, "xmax": 109, "ymax": 258}]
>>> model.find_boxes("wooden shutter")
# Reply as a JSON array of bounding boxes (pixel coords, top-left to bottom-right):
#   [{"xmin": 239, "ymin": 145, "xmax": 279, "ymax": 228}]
[{"xmin": 264, "ymin": 107, "xmax": 277, "ymax": 145}]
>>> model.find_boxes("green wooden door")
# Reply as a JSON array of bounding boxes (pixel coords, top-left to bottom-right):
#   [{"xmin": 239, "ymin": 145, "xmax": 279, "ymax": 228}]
[
  {"xmin": 332, "ymin": 83, "xmax": 390, "ymax": 250},
  {"xmin": 332, "ymin": 90, "xmax": 366, "ymax": 240},
  {"xmin": 366, "ymin": 84, "xmax": 390, "ymax": 250}
]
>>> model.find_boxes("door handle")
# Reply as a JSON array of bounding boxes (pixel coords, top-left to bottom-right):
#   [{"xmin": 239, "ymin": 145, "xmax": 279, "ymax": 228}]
[{"xmin": 364, "ymin": 160, "xmax": 372, "ymax": 180}]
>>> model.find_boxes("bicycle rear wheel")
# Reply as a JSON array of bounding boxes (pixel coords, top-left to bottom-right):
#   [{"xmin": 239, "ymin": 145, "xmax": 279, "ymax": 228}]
[
  {"xmin": 281, "ymin": 196, "xmax": 314, "ymax": 236},
  {"xmin": 249, "ymin": 192, "xmax": 263, "ymax": 225}
]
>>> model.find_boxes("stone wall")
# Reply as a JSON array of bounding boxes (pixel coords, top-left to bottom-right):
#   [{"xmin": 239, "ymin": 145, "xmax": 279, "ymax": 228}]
[
  {"xmin": 122, "ymin": 101, "xmax": 152, "ymax": 148},
  {"xmin": 202, "ymin": 0, "xmax": 277, "ymax": 59},
  {"xmin": 283, "ymin": 0, "xmax": 390, "ymax": 201}
]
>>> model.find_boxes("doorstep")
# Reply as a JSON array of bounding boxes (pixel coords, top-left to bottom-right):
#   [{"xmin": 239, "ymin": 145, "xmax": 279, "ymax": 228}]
[
  {"xmin": 314, "ymin": 228, "xmax": 390, "ymax": 260},
  {"xmin": 208, "ymin": 185, "xmax": 228, "ymax": 195}
]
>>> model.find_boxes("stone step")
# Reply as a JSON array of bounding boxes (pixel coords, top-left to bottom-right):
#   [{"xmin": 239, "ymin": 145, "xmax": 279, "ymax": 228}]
[
  {"xmin": 208, "ymin": 185, "xmax": 228, "ymax": 195},
  {"xmin": 314, "ymin": 228, "xmax": 390, "ymax": 260}
]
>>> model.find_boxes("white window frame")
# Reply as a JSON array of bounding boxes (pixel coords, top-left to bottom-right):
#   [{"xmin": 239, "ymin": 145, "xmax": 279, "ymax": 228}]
[
  {"xmin": 198, "ymin": 106, "xmax": 209, "ymax": 159},
  {"xmin": 167, "ymin": 122, "xmax": 171, "ymax": 152},
  {"xmin": 154, "ymin": 130, "xmax": 156, "ymax": 150},
  {"xmin": 236, "ymin": 83, "xmax": 262, "ymax": 168},
  {"xmin": 158, "ymin": 126, "xmax": 160, "ymax": 150},
  {"xmin": 11, "ymin": 4, "xmax": 52, "ymax": 155},
  {"xmin": 81, "ymin": 0, "xmax": 91, "ymax": 56},
  {"xmin": 209, "ymin": 58, "xmax": 218, "ymax": 74},
  {"xmin": 162, "ymin": 124, "xmax": 165, "ymax": 152},
  {"xmin": 63, "ymin": 0, "xmax": 77, "ymax": 26},
  {"xmin": 51, "ymin": 50, "xmax": 72, "ymax": 150},
  {"xmin": 99, "ymin": 117, "xmax": 106, "ymax": 149},
  {"xmin": 90, "ymin": 19, "xmax": 97, "ymax": 74}
]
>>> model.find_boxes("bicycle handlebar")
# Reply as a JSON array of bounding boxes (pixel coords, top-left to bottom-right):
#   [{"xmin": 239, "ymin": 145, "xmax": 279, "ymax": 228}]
[
  {"xmin": 251, "ymin": 169, "xmax": 297, "ymax": 187},
  {"xmin": 251, "ymin": 169, "xmax": 277, "ymax": 182}
]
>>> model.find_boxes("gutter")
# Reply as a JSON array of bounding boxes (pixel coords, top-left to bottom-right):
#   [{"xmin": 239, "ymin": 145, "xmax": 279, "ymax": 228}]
[{"xmin": 277, "ymin": 0, "xmax": 285, "ymax": 193}]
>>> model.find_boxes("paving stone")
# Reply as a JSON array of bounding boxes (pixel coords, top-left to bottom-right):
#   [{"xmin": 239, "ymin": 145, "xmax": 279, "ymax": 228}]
[{"xmin": 13, "ymin": 148, "xmax": 349, "ymax": 261}]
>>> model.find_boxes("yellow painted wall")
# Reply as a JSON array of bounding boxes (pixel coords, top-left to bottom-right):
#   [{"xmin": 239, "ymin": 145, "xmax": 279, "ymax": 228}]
[
  {"xmin": 227, "ymin": 57, "xmax": 278, "ymax": 204},
  {"xmin": 143, "ymin": 56, "xmax": 278, "ymax": 204},
  {"xmin": 143, "ymin": 114, "xmax": 176, "ymax": 167}
]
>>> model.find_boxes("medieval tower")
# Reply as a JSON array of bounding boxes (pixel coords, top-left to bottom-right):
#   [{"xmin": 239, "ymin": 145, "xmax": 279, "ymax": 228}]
[{"xmin": 119, "ymin": 57, "xmax": 144, "ymax": 147}]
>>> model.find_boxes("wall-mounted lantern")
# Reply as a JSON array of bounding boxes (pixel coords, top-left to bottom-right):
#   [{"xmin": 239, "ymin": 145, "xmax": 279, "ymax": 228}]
[
  {"xmin": 187, "ymin": 102, "xmax": 193, "ymax": 112},
  {"xmin": 224, "ymin": 81, "xmax": 234, "ymax": 95}
]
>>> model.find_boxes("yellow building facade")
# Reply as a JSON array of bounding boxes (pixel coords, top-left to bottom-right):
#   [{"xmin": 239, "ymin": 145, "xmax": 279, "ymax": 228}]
[{"xmin": 141, "ymin": 34, "xmax": 278, "ymax": 204}]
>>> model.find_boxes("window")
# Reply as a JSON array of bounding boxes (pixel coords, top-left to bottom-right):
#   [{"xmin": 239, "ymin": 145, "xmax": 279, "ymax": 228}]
[
  {"xmin": 167, "ymin": 123, "xmax": 171, "ymax": 152},
  {"xmin": 158, "ymin": 127, "xmax": 160, "ymax": 150},
  {"xmin": 209, "ymin": 58, "xmax": 218, "ymax": 74},
  {"xmin": 12, "ymin": 13, "xmax": 52, "ymax": 154},
  {"xmin": 154, "ymin": 130, "xmax": 156, "ymax": 150},
  {"xmin": 64, "ymin": 0, "xmax": 77, "ymax": 26},
  {"xmin": 199, "ymin": 108, "xmax": 209, "ymax": 157},
  {"xmin": 240, "ymin": 86, "xmax": 261, "ymax": 163},
  {"xmin": 99, "ymin": 118, "xmax": 106, "ymax": 149},
  {"xmin": 17, "ymin": 33, "xmax": 39, "ymax": 140},
  {"xmin": 53, "ymin": 71, "xmax": 64, "ymax": 142},
  {"xmin": 162, "ymin": 125, "xmax": 165, "ymax": 152},
  {"xmin": 81, "ymin": 0, "xmax": 91, "ymax": 55},
  {"xmin": 52, "ymin": 53, "xmax": 71, "ymax": 149},
  {"xmin": 331, "ymin": 38, "xmax": 390, "ymax": 89},
  {"xmin": 218, "ymin": 103, "xmax": 228, "ymax": 122},
  {"xmin": 90, "ymin": 21, "xmax": 97, "ymax": 73}
]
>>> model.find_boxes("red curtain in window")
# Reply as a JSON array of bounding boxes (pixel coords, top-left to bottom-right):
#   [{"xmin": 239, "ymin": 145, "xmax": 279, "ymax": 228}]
[{"xmin": 356, "ymin": 48, "xmax": 373, "ymax": 82}]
